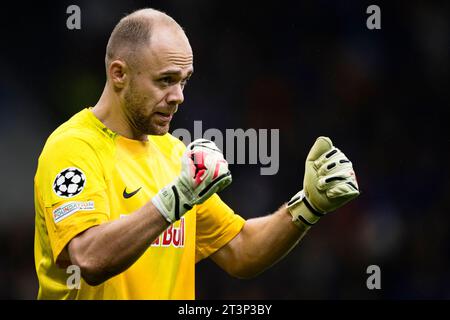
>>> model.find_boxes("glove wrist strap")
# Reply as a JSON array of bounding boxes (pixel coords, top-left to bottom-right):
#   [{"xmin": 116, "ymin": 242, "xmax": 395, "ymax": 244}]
[
  {"xmin": 287, "ymin": 190, "xmax": 325, "ymax": 227},
  {"xmin": 152, "ymin": 182, "xmax": 192, "ymax": 224}
]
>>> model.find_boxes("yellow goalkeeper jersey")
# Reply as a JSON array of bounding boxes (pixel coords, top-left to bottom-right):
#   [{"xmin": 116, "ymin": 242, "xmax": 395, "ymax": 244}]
[{"xmin": 34, "ymin": 108, "xmax": 245, "ymax": 300}]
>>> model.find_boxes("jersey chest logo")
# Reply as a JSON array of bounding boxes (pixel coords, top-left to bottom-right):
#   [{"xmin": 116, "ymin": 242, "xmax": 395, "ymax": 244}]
[{"xmin": 123, "ymin": 187, "xmax": 142, "ymax": 199}]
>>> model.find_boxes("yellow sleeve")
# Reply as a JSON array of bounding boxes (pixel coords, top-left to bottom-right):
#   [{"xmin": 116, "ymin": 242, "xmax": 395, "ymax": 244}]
[
  {"xmin": 195, "ymin": 194, "xmax": 245, "ymax": 263},
  {"xmin": 36, "ymin": 135, "xmax": 110, "ymax": 262}
]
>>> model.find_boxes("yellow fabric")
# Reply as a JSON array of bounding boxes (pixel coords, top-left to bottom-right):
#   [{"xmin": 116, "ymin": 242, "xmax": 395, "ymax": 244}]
[{"xmin": 34, "ymin": 108, "xmax": 245, "ymax": 300}]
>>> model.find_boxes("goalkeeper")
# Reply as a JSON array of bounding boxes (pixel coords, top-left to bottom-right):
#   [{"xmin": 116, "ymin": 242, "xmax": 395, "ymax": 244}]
[{"xmin": 34, "ymin": 8, "xmax": 359, "ymax": 299}]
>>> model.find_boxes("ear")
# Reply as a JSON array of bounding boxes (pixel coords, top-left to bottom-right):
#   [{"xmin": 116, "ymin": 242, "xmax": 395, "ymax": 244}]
[{"xmin": 108, "ymin": 60, "xmax": 128, "ymax": 89}]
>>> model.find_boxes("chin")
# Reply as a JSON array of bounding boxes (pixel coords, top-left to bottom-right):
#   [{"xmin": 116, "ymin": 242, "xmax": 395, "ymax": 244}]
[{"xmin": 148, "ymin": 123, "xmax": 170, "ymax": 136}]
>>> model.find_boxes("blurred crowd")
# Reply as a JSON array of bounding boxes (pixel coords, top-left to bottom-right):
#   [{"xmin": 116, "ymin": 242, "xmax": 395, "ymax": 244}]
[{"xmin": 0, "ymin": 0, "xmax": 448, "ymax": 299}]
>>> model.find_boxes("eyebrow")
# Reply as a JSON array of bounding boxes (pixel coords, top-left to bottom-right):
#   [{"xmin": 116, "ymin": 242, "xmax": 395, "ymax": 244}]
[{"xmin": 159, "ymin": 68, "xmax": 193, "ymax": 77}]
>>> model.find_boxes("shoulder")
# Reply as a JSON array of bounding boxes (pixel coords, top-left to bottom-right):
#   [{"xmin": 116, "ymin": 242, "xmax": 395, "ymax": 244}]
[
  {"xmin": 41, "ymin": 109, "xmax": 114, "ymax": 162},
  {"xmin": 36, "ymin": 110, "xmax": 115, "ymax": 186}
]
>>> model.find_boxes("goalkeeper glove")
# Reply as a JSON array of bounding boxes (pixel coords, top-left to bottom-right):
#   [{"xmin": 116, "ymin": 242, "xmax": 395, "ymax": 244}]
[
  {"xmin": 152, "ymin": 139, "xmax": 232, "ymax": 224},
  {"xmin": 287, "ymin": 136, "xmax": 359, "ymax": 227}
]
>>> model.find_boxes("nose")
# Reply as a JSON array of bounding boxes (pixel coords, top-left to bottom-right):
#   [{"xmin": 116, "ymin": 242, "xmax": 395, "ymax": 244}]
[{"xmin": 166, "ymin": 83, "xmax": 184, "ymax": 106}]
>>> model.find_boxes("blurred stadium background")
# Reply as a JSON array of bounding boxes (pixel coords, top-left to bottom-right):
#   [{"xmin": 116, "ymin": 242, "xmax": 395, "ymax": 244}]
[{"xmin": 0, "ymin": 0, "xmax": 448, "ymax": 299}]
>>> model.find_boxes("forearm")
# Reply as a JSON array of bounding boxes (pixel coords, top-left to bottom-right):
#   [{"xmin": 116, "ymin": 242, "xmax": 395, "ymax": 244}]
[
  {"xmin": 67, "ymin": 200, "xmax": 168, "ymax": 285},
  {"xmin": 212, "ymin": 205, "xmax": 310, "ymax": 279}
]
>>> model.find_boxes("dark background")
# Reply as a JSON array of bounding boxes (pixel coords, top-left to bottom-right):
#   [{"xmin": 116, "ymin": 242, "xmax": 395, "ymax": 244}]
[{"xmin": 0, "ymin": 0, "xmax": 449, "ymax": 299}]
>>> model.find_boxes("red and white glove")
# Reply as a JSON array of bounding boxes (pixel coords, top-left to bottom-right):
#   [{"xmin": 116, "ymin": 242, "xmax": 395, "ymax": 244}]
[{"xmin": 152, "ymin": 139, "xmax": 232, "ymax": 223}]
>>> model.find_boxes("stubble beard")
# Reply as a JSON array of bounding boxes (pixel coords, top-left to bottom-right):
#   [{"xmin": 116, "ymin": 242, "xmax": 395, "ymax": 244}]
[{"xmin": 124, "ymin": 81, "xmax": 170, "ymax": 137}]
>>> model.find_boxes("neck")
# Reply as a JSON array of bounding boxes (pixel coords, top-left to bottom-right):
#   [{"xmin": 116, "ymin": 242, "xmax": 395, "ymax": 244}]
[{"xmin": 92, "ymin": 84, "xmax": 147, "ymax": 141}]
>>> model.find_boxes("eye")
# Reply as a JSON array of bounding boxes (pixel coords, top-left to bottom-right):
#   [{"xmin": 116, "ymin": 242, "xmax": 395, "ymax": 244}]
[
  {"xmin": 157, "ymin": 75, "xmax": 191, "ymax": 89},
  {"xmin": 159, "ymin": 76, "xmax": 173, "ymax": 85}
]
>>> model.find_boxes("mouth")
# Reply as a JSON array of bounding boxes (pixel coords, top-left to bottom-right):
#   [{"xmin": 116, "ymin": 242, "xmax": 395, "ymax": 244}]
[{"xmin": 154, "ymin": 112, "xmax": 173, "ymax": 122}]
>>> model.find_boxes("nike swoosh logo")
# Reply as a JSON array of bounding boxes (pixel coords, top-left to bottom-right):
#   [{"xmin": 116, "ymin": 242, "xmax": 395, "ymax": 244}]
[{"xmin": 123, "ymin": 187, "xmax": 142, "ymax": 199}]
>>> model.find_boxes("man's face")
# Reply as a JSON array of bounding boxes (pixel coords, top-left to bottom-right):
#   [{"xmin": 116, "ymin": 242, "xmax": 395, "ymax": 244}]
[{"xmin": 123, "ymin": 27, "xmax": 193, "ymax": 136}]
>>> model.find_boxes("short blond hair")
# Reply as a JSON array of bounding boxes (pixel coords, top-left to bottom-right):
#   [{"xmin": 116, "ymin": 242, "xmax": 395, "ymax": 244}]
[{"xmin": 105, "ymin": 8, "xmax": 180, "ymax": 71}]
